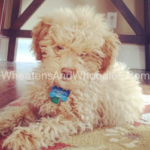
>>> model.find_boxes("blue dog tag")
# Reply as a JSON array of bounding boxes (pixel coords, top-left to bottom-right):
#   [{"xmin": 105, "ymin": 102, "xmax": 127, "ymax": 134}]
[{"xmin": 49, "ymin": 86, "xmax": 70, "ymax": 103}]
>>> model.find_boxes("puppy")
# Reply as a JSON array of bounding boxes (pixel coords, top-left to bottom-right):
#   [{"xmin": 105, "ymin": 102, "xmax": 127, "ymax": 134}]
[{"xmin": 0, "ymin": 6, "xmax": 144, "ymax": 150}]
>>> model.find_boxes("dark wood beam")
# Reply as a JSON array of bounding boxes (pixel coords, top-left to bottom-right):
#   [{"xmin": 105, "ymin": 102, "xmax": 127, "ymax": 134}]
[
  {"xmin": 10, "ymin": 0, "xmax": 20, "ymax": 25},
  {"xmin": 7, "ymin": 37, "xmax": 17, "ymax": 61},
  {"xmin": 111, "ymin": 0, "xmax": 147, "ymax": 36},
  {"xmin": 3, "ymin": 29, "xmax": 32, "ymax": 38},
  {"xmin": 144, "ymin": 0, "xmax": 150, "ymax": 70},
  {"xmin": 3, "ymin": 29, "xmax": 149, "ymax": 45},
  {"xmin": 119, "ymin": 35, "xmax": 149, "ymax": 45},
  {"xmin": 8, "ymin": 0, "xmax": 45, "ymax": 36},
  {"xmin": 7, "ymin": 0, "xmax": 20, "ymax": 61},
  {"xmin": 13, "ymin": 30, "xmax": 32, "ymax": 38}
]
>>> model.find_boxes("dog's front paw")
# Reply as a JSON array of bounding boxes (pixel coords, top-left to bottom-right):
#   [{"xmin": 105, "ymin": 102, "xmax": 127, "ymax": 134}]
[
  {"xmin": 2, "ymin": 127, "xmax": 41, "ymax": 150},
  {"xmin": 0, "ymin": 118, "xmax": 14, "ymax": 136}
]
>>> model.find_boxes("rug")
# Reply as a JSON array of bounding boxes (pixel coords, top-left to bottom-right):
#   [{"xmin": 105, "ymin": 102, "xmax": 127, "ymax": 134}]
[{"xmin": 0, "ymin": 95, "xmax": 150, "ymax": 150}]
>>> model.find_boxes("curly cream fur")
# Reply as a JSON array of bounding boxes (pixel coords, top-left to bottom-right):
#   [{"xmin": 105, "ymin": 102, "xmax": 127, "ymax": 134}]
[{"xmin": 0, "ymin": 6, "xmax": 144, "ymax": 150}]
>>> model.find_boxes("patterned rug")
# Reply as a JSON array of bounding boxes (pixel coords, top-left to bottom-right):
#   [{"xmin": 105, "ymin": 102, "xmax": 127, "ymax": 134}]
[{"xmin": 0, "ymin": 95, "xmax": 150, "ymax": 150}]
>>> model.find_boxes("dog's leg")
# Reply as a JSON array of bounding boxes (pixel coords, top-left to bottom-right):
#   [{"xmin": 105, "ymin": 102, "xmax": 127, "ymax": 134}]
[
  {"xmin": 2, "ymin": 115, "xmax": 92, "ymax": 150},
  {"xmin": 0, "ymin": 104, "xmax": 38, "ymax": 136}
]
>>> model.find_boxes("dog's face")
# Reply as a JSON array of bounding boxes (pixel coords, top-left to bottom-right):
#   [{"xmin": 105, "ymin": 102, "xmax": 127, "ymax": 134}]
[{"xmin": 31, "ymin": 7, "xmax": 119, "ymax": 89}]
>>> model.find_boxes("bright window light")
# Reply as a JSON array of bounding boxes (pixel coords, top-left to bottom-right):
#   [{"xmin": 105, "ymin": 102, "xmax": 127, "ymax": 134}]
[{"xmin": 16, "ymin": 38, "xmax": 36, "ymax": 62}]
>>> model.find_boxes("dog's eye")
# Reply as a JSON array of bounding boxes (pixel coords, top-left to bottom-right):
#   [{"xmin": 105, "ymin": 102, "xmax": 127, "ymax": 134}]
[
  {"xmin": 80, "ymin": 53, "xmax": 88, "ymax": 57},
  {"xmin": 56, "ymin": 46, "xmax": 63, "ymax": 50}
]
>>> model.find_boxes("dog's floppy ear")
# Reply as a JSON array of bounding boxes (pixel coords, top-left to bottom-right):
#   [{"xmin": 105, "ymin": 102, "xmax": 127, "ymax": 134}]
[
  {"xmin": 99, "ymin": 32, "xmax": 120, "ymax": 74},
  {"xmin": 32, "ymin": 21, "xmax": 50, "ymax": 60}
]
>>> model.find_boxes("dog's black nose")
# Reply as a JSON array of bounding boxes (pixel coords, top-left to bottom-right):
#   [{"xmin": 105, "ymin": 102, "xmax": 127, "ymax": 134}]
[{"xmin": 61, "ymin": 68, "xmax": 74, "ymax": 79}]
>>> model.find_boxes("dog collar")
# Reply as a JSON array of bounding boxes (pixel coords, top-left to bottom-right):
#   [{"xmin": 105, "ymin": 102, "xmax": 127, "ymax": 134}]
[{"xmin": 49, "ymin": 86, "xmax": 70, "ymax": 104}]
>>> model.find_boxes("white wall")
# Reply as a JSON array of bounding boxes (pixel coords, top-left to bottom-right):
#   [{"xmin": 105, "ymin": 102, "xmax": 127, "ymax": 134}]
[
  {"xmin": 117, "ymin": 45, "xmax": 145, "ymax": 69},
  {"xmin": 0, "ymin": 38, "xmax": 9, "ymax": 61},
  {"xmin": 20, "ymin": 0, "xmax": 105, "ymax": 30}
]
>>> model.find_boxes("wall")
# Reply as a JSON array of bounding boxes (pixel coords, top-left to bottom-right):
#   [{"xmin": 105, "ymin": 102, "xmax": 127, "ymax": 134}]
[
  {"xmin": 20, "ymin": 0, "xmax": 144, "ymax": 35},
  {"xmin": 0, "ymin": 0, "xmax": 146, "ymax": 69}
]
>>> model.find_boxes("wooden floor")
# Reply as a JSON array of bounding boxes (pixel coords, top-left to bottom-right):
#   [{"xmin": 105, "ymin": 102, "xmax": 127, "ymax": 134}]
[
  {"xmin": 0, "ymin": 61, "xmax": 150, "ymax": 108},
  {"xmin": 0, "ymin": 62, "xmax": 38, "ymax": 108}
]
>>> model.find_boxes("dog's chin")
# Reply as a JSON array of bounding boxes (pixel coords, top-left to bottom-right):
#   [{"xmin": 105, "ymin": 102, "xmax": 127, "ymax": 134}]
[{"xmin": 53, "ymin": 78, "xmax": 86, "ymax": 91}]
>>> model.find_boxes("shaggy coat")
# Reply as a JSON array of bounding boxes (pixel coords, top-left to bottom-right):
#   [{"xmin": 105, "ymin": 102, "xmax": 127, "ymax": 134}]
[{"xmin": 0, "ymin": 6, "xmax": 144, "ymax": 150}]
